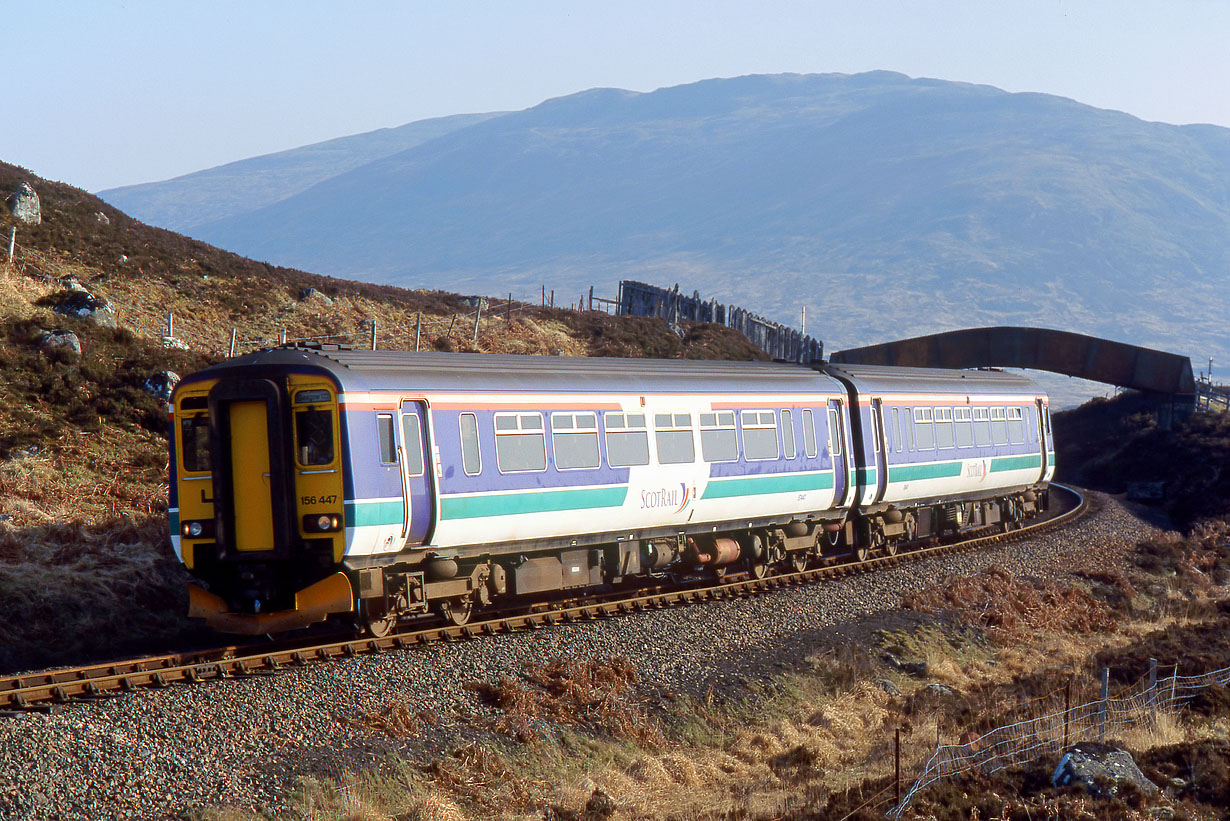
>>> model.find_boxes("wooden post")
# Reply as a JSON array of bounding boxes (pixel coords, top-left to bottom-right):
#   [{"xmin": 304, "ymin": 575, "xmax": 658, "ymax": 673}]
[
  {"xmin": 588, "ymin": 285, "xmax": 593, "ymax": 311},
  {"xmin": 1063, "ymin": 679, "xmax": 1071, "ymax": 748},
  {"xmin": 6, "ymin": 226, "xmax": 14, "ymax": 262},
  {"xmin": 472, "ymin": 301, "xmax": 482, "ymax": 343},
  {"xmin": 1148, "ymin": 658, "xmax": 1158, "ymax": 717},
  {"xmin": 541, "ymin": 285, "xmax": 545, "ymax": 306},
  {"xmin": 1098, "ymin": 667, "xmax": 1110, "ymax": 742},
  {"xmin": 894, "ymin": 726, "xmax": 901, "ymax": 807},
  {"xmin": 550, "ymin": 289, "xmax": 554, "ymax": 308},
  {"xmin": 370, "ymin": 320, "xmax": 377, "ymax": 351},
  {"xmin": 507, "ymin": 292, "xmax": 512, "ymax": 322},
  {"xmin": 414, "ymin": 312, "xmax": 422, "ymax": 351},
  {"xmin": 228, "ymin": 328, "xmax": 237, "ymax": 357},
  {"xmin": 446, "ymin": 314, "xmax": 456, "ymax": 339}
]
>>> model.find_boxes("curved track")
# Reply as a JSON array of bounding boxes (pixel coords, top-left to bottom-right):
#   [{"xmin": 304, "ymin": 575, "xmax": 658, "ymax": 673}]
[{"xmin": 0, "ymin": 486, "xmax": 1085, "ymax": 714}]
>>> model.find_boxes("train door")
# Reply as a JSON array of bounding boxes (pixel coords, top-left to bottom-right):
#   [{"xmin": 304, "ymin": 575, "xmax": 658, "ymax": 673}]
[
  {"xmin": 398, "ymin": 401, "xmax": 435, "ymax": 545},
  {"xmin": 1035, "ymin": 398, "xmax": 1050, "ymax": 484},
  {"xmin": 826, "ymin": 399, "xmax": 849, "ymax": 506},
  {"xmin": 870, "ymin": 399, "xmax": 888, "ymax": 504},
  {"xmin": 228, "ymin": 400, "xmax": 276, "ymax": 551}
]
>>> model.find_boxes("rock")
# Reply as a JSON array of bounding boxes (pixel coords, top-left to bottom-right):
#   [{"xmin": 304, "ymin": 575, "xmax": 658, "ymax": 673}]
[
  {"xmin": 37, "ymin": 329, "xmax": 81, "ymax": 358},
  {"xmin": 118, "ymin": 254, "xmax": 128, "ymax": 264},
  {"xmin": 875, "ymin": 678, "xmax": 901, "ymax": 696},
  {"xmin": 3, "ymin": 181, "xmax": 41, "ymax": 225},
  {"xmin": 925, "ymin": 683, "xmax": 955, "ymax": 697},
  {"xmin": 584, "ymin": 788, "xmax": 616, "ymax": 818},
  {"xmin": 883, "ymin": 651, "xmax": 928, "ymax": 677},
  {"xmin": 162, "ymin": 336, "xmax": 189, "ymax": 351},
  {"xmin": 58, "ymin": 276, "xmax": 89, "ymax": 293},
  {"xmin": 461, "ymin": 296, "xmax": 489, "ymax": 311},
  {"xmin": 94, "ymin": 211, "xmax": 110, "ymax": 226},
  {"xmin": 298, "ymin": 287, "xmax": 334, "ymax": 307},
  {"xmin": 143, "ymin": 371, "xmax": 180, "ymax": 401},
  {"xmin": 667, "ymin": 320, "xmax": 685, "ymax": 339},
  {"xmin": 51, "ymin": 289, "xmax": 117, "ymax": 328},
  {"xmin": 1052, "ymin": 742, "xmax": 1158, "ymax": 799}
]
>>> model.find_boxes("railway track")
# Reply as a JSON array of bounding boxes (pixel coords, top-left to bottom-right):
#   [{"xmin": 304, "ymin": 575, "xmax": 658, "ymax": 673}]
[{"xmin": 0, "ymin": 485, "xmax": 1085, "ymax": 714}]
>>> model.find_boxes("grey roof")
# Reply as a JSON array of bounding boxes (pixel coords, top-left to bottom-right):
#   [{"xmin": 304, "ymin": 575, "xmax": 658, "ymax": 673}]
[{"xmin": 820, "ymin": 362, "xmax": 1041, "ymax": 395}]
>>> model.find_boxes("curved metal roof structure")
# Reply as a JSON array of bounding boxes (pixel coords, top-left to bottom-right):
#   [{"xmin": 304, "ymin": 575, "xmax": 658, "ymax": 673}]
[{"xmin": 830, "ymin": 327, "xmax": 1195, "ymax": 395}]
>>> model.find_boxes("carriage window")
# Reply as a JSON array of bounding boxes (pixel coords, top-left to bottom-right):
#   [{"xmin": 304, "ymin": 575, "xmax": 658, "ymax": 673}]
[
  {"xmin": 954, "ymin": 407, "xmax": 973, "ymax": 448},
  {"xmin": 991, "ymin": 407, "xmax": 1008, "ymax": 445},
  {"xmin": 654, "ymin": 412, "xmax": 695, "ymax": 465},
  {"xmin": 741, "ymin": 410, "xmax": 778, "ymax": 460},
  {"xmin": 1007, "ymin": 407, "xmax": 1026, "ymax": 444},
  {"xmin": 871, "ymin": 405, "xmax": 883, "ymax": 453},
  {"xmin": 495, "ymin": 413, "xmax": 546, "ymax": 472},
  {"xmin": 802, "ymin": 409, "xmax": 818, "ymax": 458},
  {"xmin": 401, "ymin": 414, "xmax": 424, "ymax": 476},
  {"xmin": 700, "ymin": 411, "xmax": 738, "ymax": 463},
  {"xmin": 180, "ymin": 415, "xmax": 211, "ymax": 472},
  {"xmin": 551, "ymin": 412, "xmax": 600, "ymax": 470},
  {"xmin": 934, "ymin": 407, "xmax": 954, "ymax": 449},
  {"xmin": 973, "ymin": 407, "xmax": 991, "ymax": 447},
  {"xmin": 459, "ymin": 413, "xmax": 481, "ymax": 475},
  {"xmin": 605, "ymin": 413, "xmax": 650, "ymax": 467},
  {"xmin": 892, "ymin": 407, "xmax": 902, "ymax": 452},
  {"xmin": 376, "ymin": 414, "xmax": 396, "ymax": 464},
  {"xmin": 297, "ymin": 408, "xmax": 335, "ymax": 466},
  {"xmin": 826, "ymin": 409, "xmax": 841, "ymax": 457},
  {"xmin": 1044, "ymin": 406, "xmax": 1052, "ymax": 436},
  {"xmin": 914, "ymin": 408, "xmax": 935, "ymax": 450},
  {"xmin": 781, "ymin": 409, "xmax": 796, "ymax": 459}
]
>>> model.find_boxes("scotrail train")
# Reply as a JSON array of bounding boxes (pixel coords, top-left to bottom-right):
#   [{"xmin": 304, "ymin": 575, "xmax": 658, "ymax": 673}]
[{"xmin": 169, "ymin": 347, "xmax": 1054, "ymax": 635}]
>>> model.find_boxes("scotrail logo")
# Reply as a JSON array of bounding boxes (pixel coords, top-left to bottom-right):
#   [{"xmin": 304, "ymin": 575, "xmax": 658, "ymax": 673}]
[{"xmin": 640, "ymin": 482, "xmax": 691, "ymax": 513}]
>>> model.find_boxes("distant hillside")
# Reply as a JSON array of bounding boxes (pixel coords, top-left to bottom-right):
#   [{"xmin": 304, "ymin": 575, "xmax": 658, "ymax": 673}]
[
  {"xmin": 98, "ymin": 112, "xmax": 500, "ymax": 234},
  {"xmin": 104, "ymin": 71, "xmax": 1230, "ymax": 379}
]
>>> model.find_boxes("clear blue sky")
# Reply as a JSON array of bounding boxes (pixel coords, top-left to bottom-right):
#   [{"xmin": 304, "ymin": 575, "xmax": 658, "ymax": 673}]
[{"xmin": 10, "ymin": 0, "xmax": 1230, "ymax": 192}]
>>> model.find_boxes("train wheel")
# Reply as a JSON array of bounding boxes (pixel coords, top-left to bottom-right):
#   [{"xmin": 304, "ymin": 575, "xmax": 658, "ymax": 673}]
[
  {"xmin": 852, "ymin": 542, "xmax": 870, "ymax": 563},
  {"xmin": 789, "ymin": 551, "xmax": 809, "ymax": 573},
  {"xmin": 366, "ymin": 615, "xmax": 396, "ymax": 638},
  {"xmin": 747, "ymin": 557, "xmax": 769, "ymax": 579},
  {"xmin": 884, "ymin": 537, "xmax": 898, "ymax": 557},
  {"xmin": 437, "ymin": 595, "xmax": 474, "ymax": 627},
  {"xmin": 903, "ymin": 513, "xmax": 917, "ymax": 543}
]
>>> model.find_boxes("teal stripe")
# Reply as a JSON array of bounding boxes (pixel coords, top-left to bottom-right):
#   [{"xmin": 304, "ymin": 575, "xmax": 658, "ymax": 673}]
[
  {"xmin": 1048, "ymin": 453, "xmax": 1056, "ymax": 466},
  {"xmin": 855, "ymin": 467, "xmax": 877, "ymax": 485},
  {"xmin": 440, "ymin": 486, "xmax": 628, "ymax": 520},
  {"xmin": 345, "ymin": 500, "xmax": 404, "ymax": 527},
  {"xmin": 888, "ymin": 461, "xmax": 963, "ymax": 483},
  {"xmin": 170, "ymin": 510, "xmax": 180, "ymax": 533},
  {"xmin": 702, "ymin": 471, "xmax": 834, "ymax": 500},
  {"xmin": 991, "ymin": 455, "xmax": 1040, "ymax": 473}
]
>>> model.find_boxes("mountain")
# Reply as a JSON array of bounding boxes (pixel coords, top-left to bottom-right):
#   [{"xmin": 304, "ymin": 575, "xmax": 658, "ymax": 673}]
[
  {"xmin": 99, "ymin": 72, "xmax": 1230, "ymax": 373},
  {"xmin": 98, "ymin": 112, "xmax": 501, "ymax": 234}
]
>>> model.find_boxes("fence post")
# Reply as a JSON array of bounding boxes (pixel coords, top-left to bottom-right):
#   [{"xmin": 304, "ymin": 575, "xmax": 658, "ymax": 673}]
[
  {"xmin": 895, "ymin": 726, "xmax": 901, "ymax": 807},
  {"xmin": 507, "ymin": 293, "xmax": 512, "ymax": 322},
  {"xmin": 166, "ymin": 312, "xmax": 174, "ymax": 339},
  {"xmin": 371, "ymin": 320, "xmax": 377, "ymax": 351},
  {"xmin": 472, "ymin": 302, "xmax": 481, "ymax": 343},
  {"xmin": 414, "ymin": 312, "xmax": 422, "ymax": 352},
  {"xmin": 446, "ymin": 315, "xmax": 456, "ymax": 339},
  {"xmin": 1148, "ymin": 658, "xmax": 1158, "ymax": 718},
  {"xmin": 280, "ymin": 328, "xmax": 287, "ymax": 345},
  {"xmin": 550, "ymin": 289, "xmax": 554, "ymax": 308},
  {"xmin": 1063, "ymin": 679, "xmax": 1071, "ymax": 748},
  {"xmin": 1098, "ymin": 667, "xmax": 1110, "ymax": 742},
  {"xmin": 1169, "ymin": 664, "xmax": 1178, "ymax": 709},
  {"xmin": 6, "ymin": 226, "xmax": 14, "ymax": 262},
  {"xmin": 541, "ymin": 285, "xmax": 545, "ymax": 306},
  {"xmin": 588, "ymin": 285, "xmax": 593, "ymax": 311},
  {"xmin": 228, "ymin": 328, "xmax": 237, "ymax": 357}
]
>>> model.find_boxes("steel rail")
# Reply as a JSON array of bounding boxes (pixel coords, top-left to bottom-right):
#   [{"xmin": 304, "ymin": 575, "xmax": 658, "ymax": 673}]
[{"xmin": 0, "ymin": 485, "xmax": 1085, "ymax": 714}]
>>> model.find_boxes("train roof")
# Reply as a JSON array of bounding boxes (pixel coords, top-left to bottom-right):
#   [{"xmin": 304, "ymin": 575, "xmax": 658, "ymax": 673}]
[
  {"xmin": 820, "ymin": 362, "xmax": 1043, "ymax": 396},
  {"xmin": 187, "ymin": 346, "xmax": 845, "ymax": 395}
]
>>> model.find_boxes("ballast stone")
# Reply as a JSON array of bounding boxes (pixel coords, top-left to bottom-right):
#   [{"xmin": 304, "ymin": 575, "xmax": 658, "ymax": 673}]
[
  {"xmin": 1052, "ymin": 742, "xmax": 1158, "ymax": 798},
  {"xmin": 3, "ymin": 181, "xmax": 40, "ymax": 225}
]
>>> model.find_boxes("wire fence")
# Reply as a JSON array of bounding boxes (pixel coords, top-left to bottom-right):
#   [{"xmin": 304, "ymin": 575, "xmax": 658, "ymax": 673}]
[
  {"xmin": 1197, "ymin": 382, "xmax": 1230, "ymax": 414},
  {"xmin": 887, "ymin": 659, "xmax": 1230, "ymax": 817}
]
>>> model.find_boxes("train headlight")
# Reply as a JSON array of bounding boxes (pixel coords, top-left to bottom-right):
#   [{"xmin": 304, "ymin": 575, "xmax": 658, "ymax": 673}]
[
  {"xmin": 181, "ymin": 520, "xmax": 212, "ymax": 538},
  {"xmin": 304, "ymin": 514, "xmax": 342, "ymax": 533}
]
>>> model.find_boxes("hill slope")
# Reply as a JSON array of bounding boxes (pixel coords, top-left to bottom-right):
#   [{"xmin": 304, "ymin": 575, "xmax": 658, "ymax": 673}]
[{"xmin": 106, "ymin": 71, "xmax": 1230, "ymax": 373}]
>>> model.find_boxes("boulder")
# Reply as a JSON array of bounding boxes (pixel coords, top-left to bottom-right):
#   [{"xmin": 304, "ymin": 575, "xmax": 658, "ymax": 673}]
[
  {"xmin": 37, "ymin": 329, "xmax": 81, "ymax": 358},
  {"xmin": 461, "ymin": 295, "xmax": 489, "ymax": 311},
  {"xmin": 58, "ymin": 275, "xmax": 89, "ymax": 293},
  {"xmin": 925, "ymin": 683, "xmax": 956, "ymax": 697},
  {"xmin": 298, "ymin": 287, "xmax": 334, "ymax": 307},
  {"xmin": 1052, "ymin": 742, "xmax": 1158, "ymax": 799},
  {"xmin": 94, "ymin": 211, "xmax": 110, "ymax": 225},
  {"xmin": 51, "ymin": 289, "xmax": 117, "ymax": 328},
  {"xmin": 143, "ymin": 371, "xmax": 180, "ymax": 401},
  {"xmin": 875, "ymin": 678, "xmax": 902, "ymax": 696},
  {"xmin": 883, "ymin": 650, "xmax": 928, "ymax": 677},
  {"xmin": 162, "ymin": 336, "xmax": 189, "ymax": 350},
  {"xmin": 3, "ymin": 181, "xmax": 41, "ymax": 225}
]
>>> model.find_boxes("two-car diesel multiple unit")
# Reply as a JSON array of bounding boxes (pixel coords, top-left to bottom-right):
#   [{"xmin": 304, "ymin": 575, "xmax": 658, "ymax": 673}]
[{"xmin": 169, "ymin": 347, "xmax": 1054, "ymax": 635}]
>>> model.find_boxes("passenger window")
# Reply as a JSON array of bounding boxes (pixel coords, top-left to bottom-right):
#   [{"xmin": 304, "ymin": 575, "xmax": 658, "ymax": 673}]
[
  {"xmin": 892, "ymin": 407, "xmax": 902, "ymax": 452},
  {"xmin": 973, "ymin": 407, "xmax": 991, "ymax": 447},
  {"xmin": 802, "ymin": 409, "xmax": 818, "ymax": 458},
  {"xmin": 991, "ymin": 407, "xmax": 1008, "ymax": 445},
  {"xmin": 654, "ymin": 412, "xmax": 695, "ymax": 464},
  {"xmin": 459, "ymin": 413, "xmax": 481, "ymax": 475},
  {"xmin": 180, "ymin": 415, "xmax": 211, "ymax": 472},
  {"xmin": 827, "ymin": 409, "xmax": 842, "ymax": 457},
  {"xmin": 401, "ymin": 414, "xmax": 424, "ymax": 476},
  {"xmin": 700, "ymin": 411, "xmax": 738, "ymax": 463},
  {"xmin": 605, "ymin": 413, "xmax": 650, "ymax": 467},
  {"xmin": 495, "ymin": 412, "xmax": 547, "ymax": 472},
  {"xmin": 741, "ymin": 410, "xmax": 778, "ymax": 460},
  {"xmin": 954, "ymin": 407, "xmax": 973, "ymax": 448},
  {"xmin": 914, "ymin": 408, "xmax": 935, "ymax": 450},
  {"xmin": 551, "ymin": 412, "xmax": 600, "ymax": 470},
  {"xmin": 377, "ymin": 414, "xmax": 396, "ymax": 464},
  {"xmin": 781, "ymin": 409, "xmax": 796, "ymax": 459},
  {"xmin": 1007, "ymin": 407, "xmax": 1026, "ymax": 444},
  {"xmin": 1044, "ymin": 406, "xmax": 1052, "ymax": 436},
  {"xmin": 871, "ymin": 405, "xmax": 883, "ymax": 453},
  {"xmin": 934, "ymin": 407, "xmax": 954, "ymax": 449}
]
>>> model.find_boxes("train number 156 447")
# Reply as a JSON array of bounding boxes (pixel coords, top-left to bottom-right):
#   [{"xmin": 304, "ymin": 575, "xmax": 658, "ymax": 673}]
[{"xmin": 300, "ymin": 495, "xmax": 338, "ymax": 506}]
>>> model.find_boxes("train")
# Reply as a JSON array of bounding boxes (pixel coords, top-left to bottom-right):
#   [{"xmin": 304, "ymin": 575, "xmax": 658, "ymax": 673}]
[{"xmin": 169, "ymin": 346, "xmax": 1054, "ymax": 635}]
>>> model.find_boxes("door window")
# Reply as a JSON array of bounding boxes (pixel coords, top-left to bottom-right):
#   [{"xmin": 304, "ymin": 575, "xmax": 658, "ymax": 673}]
[{"xmin": 401, "ymin": 414, "xmax": 424, "ymax": 476}]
